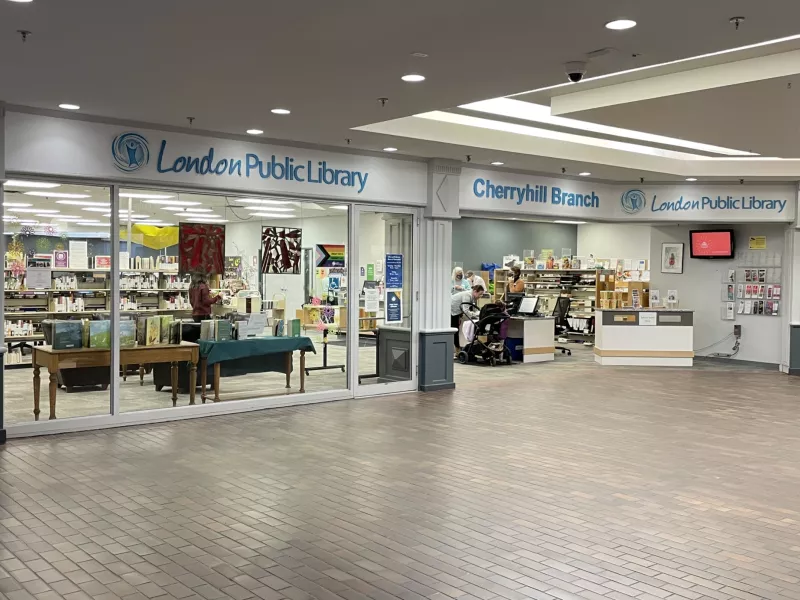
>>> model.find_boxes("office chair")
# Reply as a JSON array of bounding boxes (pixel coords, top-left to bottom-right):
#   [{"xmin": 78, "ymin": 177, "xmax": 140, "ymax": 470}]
[{"xmin": 552, "ymin": 296, "xmax": 572, "ymax": 356}]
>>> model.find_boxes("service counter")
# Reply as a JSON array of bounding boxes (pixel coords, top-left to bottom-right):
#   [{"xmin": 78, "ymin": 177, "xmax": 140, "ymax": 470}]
[
  {"xmin": 595, "ymin": 309, "xmax": 694, "ymax": 367},
  {"xmin": 507, "ymin": 316, "xmax": 555, "ymax": 363}
]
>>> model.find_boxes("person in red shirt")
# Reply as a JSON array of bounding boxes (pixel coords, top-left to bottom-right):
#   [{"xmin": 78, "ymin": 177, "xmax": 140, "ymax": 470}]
[{"xmin": 189, "ymin": 273, "xmax": 222, "ymax": 322}]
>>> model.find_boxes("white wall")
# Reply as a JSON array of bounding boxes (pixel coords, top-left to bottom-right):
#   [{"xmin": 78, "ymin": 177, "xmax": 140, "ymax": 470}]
[
  {"xmin": 224, "ymin": 212, "xmax": 387, "ymax": 315},
  {"xmin": 577, "ymin": 224, "xmax": 652, "ymax": 259},
  {"xmin": 650, "ymin": 223, "xmax": 788, "ymax": 365}
]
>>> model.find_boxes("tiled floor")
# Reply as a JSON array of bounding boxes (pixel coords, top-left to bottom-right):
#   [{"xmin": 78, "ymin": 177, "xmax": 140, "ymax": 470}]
[{"xmin": 2, "ymin": 357, "xmax": 800, "ymax": 600}]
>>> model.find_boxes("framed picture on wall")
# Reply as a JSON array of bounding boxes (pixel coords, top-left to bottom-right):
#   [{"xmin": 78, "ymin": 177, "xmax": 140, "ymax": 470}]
[{"xmin": 661, "ymin": 242, "xmax": 684, "ymax": 274}]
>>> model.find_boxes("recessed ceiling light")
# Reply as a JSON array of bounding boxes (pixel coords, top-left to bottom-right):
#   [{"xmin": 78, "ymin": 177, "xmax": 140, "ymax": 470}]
[
  {"xmin": 271, "ymin": 108, "xmax": 291, "ymax": 115},
  {"xmin": 243, "ymin": 206, "xmax": 294, "ymax": 212},
  {"xmin": 143, "ymin": 200, "xmax": 200, "ymax": 206},
  {"xmin": 685, "ymin": 177, "xmax": 698, "ymax": 182},
  {"xmin": 383, "ymin": 147, "xmax": 398, "ymax": 152},
  {"xmin": 58, "ymin": 103, "xmax": 81, "ymax": 110},
  {"xmin": 4, "ymin": 180, "xmax": 61, "ymax": 189},
  {"xmin": 401, "ymin": 74, "xmax": 426, "ymax": 82},
  {"xmin": 490, "ymin": 161, "xmax": 504, "ymax": 166},
  {"xmin": 2, "ymin": 202, "xmax": 33, "ymax": 208},
  {"xmin": 10, "ymin": 208, "xmax": 59, "ymax": 214},
  {"xmin": 56, "ymin": 200, "xmax": 110, "ymax": 207},
  {"xmin": 330, "ymin": 205, "xmax": 349, "ymax": 210},
  {"xmin": 246, "ymin": 129, "xmax": 264, "ymax": 135},
  {"xmin": 8, "ymin": 0, "xmax": 35, "ymax": 3},
  {"xmin": 25, "ymin": 191, "xmax": 91, "ymax": 199},
  {"xmin": 605, "ymin": 19, "xmax": 637, "ymax": 30},
  {"xmin": 579, "ymin": 172, "xmax": 592, "ymax": 176},
  {"xmin": 120, "ymin": 193, "xmax": 174, "ymax": 199},
  {"xmin": 554, "ymin": 220, "xmax": 587, "ymax": 225}
]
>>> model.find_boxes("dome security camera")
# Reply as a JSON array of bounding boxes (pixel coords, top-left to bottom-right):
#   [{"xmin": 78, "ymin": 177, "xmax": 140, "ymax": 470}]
[{"xmin": 565, "ymin": 61, "xmax": 588, "ymax": 83}]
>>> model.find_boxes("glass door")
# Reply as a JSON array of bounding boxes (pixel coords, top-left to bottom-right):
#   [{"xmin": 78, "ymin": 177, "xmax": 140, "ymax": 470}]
[{"xmin": 350, "ymin": 207, "xmax": 418, "ymax": 396}]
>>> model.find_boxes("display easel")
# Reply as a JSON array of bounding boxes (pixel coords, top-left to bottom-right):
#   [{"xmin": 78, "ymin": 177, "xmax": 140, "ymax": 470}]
[{"xmin": 305, "ymin": 326, "xmax": 345, "ymax": 376}]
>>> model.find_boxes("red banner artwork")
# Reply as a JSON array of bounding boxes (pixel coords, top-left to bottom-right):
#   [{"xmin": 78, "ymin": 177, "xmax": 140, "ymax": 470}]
[{"xmin": 179, "ymin": 223, "xmax": 225, "ymax": 275}]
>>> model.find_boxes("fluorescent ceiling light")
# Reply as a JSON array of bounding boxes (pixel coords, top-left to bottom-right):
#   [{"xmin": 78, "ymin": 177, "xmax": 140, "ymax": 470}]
[
  {"xmin": 16, "ymin": 220, "xmax": 39, "ymax": 225},
  {"xmin": 58, "ymin": 103, "xmax": 80, "ymax": 110},
  {"xmin": 2, "ymin": 202, "xmax": 33, "ymax": 208},
  {"xmin": 491, "ymin": 161, "xmax": 504, "ymax": 166},
  {"xmin": 330, "ymin": 205, "xmax": 349, "ymax": 210},
  {"xmin": 83, "ymin": 207, "xmax": 112, "ymax": 212},
  {"xmin": 25, "ymin": 191, "xmax": 91, "ymax": 198},
  {"xmin": 383, "ymin": 147, "xmax": 398, "ymax": 152},
  {"xmin": 8, "ymin": 1, "xmax": 35, "ymax": 3},
  {"xmin": 243, "ymin": 206, "xmax": 294, "ymax": 212},
  {"xmin": 76, "ymin": 221, "xmax": 109, "ymax": 226},
  {"xmin": 246, "ymin": 129, "xmax": 264, "ymax": 135},
  {"xmin": 248, "ymin": 213, "xmax": 295, "ymax": 219},
  {"xmin": 554, "ymin": 220, "xmax": 587, "ymax": 225},
  {"xmin": 237, "ymin": 198, "xmax": 293, "ymax": 205},
  {"xmin": 185, "ymin": 218, "xmax": 229, "ymax": 223},
  {"xmin": 53, "ymin": 216, "xmax": 87, "ymax": 221},
  {"xmin": 686, "ymin": 177, "xmax": 698, "ymax": 181},
  {"xmin": 605, "ymin": 19, "xmax": 636, "ymax": 30},
  {"xmin": 579, "ymin": 172, "xmax": 592, "ymax": 176},
  {"xmin": 56, "ymin": 200, "xmax": 110, "ymax": 207},
  {"xmin": 135, "ymin": 220, "xmax": 172, "ymax": 225},
  {"xmin": 71, "ymin": 219, "xmax": 99, "ymax": 223},
  {"xmin": 514, "ymin": 33, "xmax": 800, "ymax": 96},
  {"xmin": 104, "ymin": 213, "xmax": 149, "ymax": 219},
  {"xmin": 167, "ymin": 208, "xmax": 214, "ymax": 213},
  {"xmin": 271, "ymin": 108, "xmax": 291, "ymax": 115},
  {"xmin": 460, "ymin": 98, "xmax": 757, "ymax": 156},
  {"xmin": 401, "ymin": 74, "xmax": 426, "ymax": 82},
  {"xmin": 121, "ymin": 193, "xmax": 174, "ymax": 199},
  {"xmin": 9, "ymin": 208, "xmax": 59, "ymax": 213},
  {"xmin": 4, "ymin": 180, "xmax": 60, "ymax": 189},
  {"xmin": 143, "ymin": 200, "xmax": 200, "ymax": 206},
  {"xmin": 416, "ymin": 111, "xmax": 706, "ymax": 160}
]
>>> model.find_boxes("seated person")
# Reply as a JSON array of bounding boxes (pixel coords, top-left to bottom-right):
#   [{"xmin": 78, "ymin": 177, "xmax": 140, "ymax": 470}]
[
  {"xmin": 508, "ymin": 266, "xmax": 525, "ymax": 294},
  {"xmin": 450, "ymin": 284, "xmax": 484, "ymax": 357},
  {"xmin": 466, "ymin": 270, "xmax": 486, "ymax": 291}
]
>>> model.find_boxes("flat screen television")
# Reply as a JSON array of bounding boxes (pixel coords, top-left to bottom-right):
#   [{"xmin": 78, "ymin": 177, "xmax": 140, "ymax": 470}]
[{"xmin": 689, "ymin": 229, "xmax": 735, "ymax": 258}]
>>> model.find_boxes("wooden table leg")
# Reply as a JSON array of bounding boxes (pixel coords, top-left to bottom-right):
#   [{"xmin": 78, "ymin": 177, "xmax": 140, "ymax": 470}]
[
  {"xmin": 285, "ymin": 352, "xmax": 291, "ymax": 389},
  {"xmin": 49, "ymin": 370, "xmax": 58, "ymax": 420},
  {"xmin": 139, "ymin": 364, "xmax": 145, "ymax": 386},
  {"xmin": 33, "ymin": 363, "xmax": 41, "ymax": 421},
  {"xmin": 201, "ymin": 358, "xmax": 207, "ymax": 404},
  {"xmin": 170, "ymin": 362, "xmax": 178, "ymax": 407},
  {"xmin": 300, "ymin": 351, "xmax": 306, "ymax": 393},
  {"xmin": 213, "ymin": 363, "xmax": 220, "ymax": 402},
  {"xmin": 189, "ymin": 361, "xmax": 197, "ymax": 405},
  {"xmin": 123, "ymin": 364, "xmax": 127, "ymax": 382}
]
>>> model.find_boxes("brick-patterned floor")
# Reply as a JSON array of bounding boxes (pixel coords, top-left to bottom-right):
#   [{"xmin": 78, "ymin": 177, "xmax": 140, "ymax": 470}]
[{"xmin": 2, "ymin": 362, "xmax": 800, "ymax": 600}]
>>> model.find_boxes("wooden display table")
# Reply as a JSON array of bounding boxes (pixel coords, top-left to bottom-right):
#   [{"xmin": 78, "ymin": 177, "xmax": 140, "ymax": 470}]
[
  {"xmin": 32, "ymin": 342, "xmax": 200, "ymax": 420},
  {"xmin": 198, "ymin": 337, "xmax": 316, "ymax": 403}
]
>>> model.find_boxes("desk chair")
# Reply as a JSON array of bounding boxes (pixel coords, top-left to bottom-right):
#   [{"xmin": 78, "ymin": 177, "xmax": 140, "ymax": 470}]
[{"xmin": 552, "ymin": 296, "xmax": 572, "ymax": 356}]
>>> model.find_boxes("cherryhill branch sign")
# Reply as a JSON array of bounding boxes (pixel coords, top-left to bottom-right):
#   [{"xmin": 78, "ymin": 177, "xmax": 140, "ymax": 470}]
[{"xmin": 460, "ymin": 169, "xmax": 795, "ymax": 223}]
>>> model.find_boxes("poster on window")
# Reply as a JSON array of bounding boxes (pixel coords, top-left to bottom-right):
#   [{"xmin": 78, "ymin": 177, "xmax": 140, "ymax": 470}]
[
  {"xmin": 385, "ymin": 254, "xmax": 404, "ymax": 289},
  {"xmin": 261, "ymin": 227, "xmax": 302, "ymax": 274},
  {"xmin": 386, "ymin": 290, "xmax": 403, "ymax": 323}
]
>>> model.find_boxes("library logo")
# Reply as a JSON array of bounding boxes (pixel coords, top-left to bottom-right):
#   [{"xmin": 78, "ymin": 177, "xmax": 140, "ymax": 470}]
[
  {"xmin": 620, "ymin": 189, "xmax": 646, "ymax": 214},
  {"xmin": 112, "ymin": 132, "xmax": 150, "ymax": 172}
]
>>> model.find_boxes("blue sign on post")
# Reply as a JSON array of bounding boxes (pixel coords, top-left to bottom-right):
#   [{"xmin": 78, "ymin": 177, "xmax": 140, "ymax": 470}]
[{"xmin": 385, "ymin": 254, "xmax": 403, "ymax": 289}]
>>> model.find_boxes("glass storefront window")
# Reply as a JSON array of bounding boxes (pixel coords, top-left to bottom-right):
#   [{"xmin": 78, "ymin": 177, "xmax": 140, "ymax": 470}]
[
  {"xmin": 2, "ymin": 180, "xmax": 113, "ymax": 424},
  {"xmin": 116, "ymin": 190, "xmax": 349, "ymax": 412}
]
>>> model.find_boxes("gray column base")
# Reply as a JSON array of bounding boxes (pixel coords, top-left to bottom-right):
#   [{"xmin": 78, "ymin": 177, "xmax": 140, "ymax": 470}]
[
  {"xmin": 791, "ymin": 325, "xmax": 800, "ymax": 376},
  {"xmin": 419, "ymin": 330, "xmax": 456, "ymax": 392}
]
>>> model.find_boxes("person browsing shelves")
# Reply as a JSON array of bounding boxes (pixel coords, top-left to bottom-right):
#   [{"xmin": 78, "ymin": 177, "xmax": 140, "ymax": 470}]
[
  {"xmin": 508, "ymin": 266, "xmax": 525, "ymax": 294},
  {"xmin": 189, "ymin": 272, "xmax": 223, "ymax": 322}
]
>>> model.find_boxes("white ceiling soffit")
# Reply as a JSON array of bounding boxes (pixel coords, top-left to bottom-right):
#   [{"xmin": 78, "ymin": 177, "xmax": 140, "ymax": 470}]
[
  {"xmin": 460, "ymin": 98, "xmax": 756, "ymax": 156},
  {"xmin": 549, "ymin": 48, "xmax": 800, "ymax": 116},
  {"xmin": 355, "ymin": 112, "xmax": 800, "ymax": 177}
]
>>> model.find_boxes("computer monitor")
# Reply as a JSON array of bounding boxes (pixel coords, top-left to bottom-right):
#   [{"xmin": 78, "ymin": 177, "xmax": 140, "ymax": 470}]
[
  {"xmin": 505, "ymin": 292, "xmax": 524, "ymax": 314},
  {"xmin": 518, "ymin": 296, "xmax": 539, "ymax": 316}
]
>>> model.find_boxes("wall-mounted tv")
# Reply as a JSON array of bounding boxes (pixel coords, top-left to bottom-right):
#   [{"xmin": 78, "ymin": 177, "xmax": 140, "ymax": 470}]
[{"xmin": 689, "ymin": 229, "xmax": 735, "ymax": 259}]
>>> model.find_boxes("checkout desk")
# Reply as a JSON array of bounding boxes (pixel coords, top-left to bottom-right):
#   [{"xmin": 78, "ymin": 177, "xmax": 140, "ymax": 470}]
[
  {"xmin": 595, "ymin": 309, "xmax": 694, "ymax": 366},
  {"xmin": 507, "ymin": 316, "xmax": 555, "ymax": 363}
]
